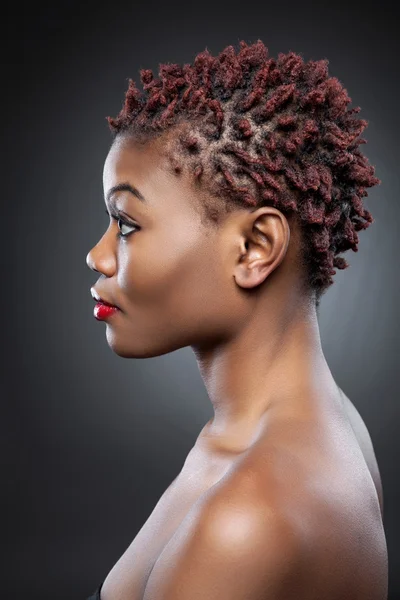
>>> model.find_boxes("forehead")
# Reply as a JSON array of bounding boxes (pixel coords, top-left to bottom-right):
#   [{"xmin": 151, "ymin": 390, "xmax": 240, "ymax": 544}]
[
  {"xmin": 103, "ymin": 135, "xmax": 171, "ymax": 192},
  {"xmin": 102, "ymin": 134, "xmax": 204, "ymax": 222}
]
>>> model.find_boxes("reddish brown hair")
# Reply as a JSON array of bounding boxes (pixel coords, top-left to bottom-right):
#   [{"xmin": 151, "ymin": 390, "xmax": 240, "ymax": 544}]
[{"xmin": 106, "ymin": 40, "xmax": 380, "ymax": 306}]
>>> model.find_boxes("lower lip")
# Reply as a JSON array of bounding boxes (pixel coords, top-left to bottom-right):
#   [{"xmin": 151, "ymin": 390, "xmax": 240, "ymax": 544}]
[{"xmin": 94, "ymin": 302, "xmax": 120, "ymax": 320}]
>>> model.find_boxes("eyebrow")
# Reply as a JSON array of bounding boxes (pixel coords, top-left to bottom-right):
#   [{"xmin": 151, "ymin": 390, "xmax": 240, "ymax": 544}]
[{"xmin": 105, "ymin": 182, "xmax": 147, "ymax": 206}]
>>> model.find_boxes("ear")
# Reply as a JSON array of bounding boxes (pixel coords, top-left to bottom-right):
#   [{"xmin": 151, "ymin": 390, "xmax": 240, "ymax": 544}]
[{"xmin": 233, "ymin": 207, "xmax": 291, "ymax": 290}]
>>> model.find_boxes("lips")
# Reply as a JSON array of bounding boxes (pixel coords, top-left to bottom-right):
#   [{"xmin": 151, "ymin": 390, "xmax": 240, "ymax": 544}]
[
  {"xmin": 91, "ymin": 287, "xmax": 119, "ymax": 309},
  {"xmin": 97, "ymin": 299, "xmax": 117, "ymax": 308},
  {"xmin": 93, "ymin": 302, "xmax": 119, "ymax": 321}
]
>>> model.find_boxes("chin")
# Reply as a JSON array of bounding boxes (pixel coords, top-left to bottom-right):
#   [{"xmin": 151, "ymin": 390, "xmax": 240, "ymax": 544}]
[{"xmin": 104, "ymin": 328, "xmax": 177, "ymax": 359}]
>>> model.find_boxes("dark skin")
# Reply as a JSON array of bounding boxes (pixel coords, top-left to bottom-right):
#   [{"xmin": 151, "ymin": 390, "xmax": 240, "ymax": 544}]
[
  {"xmin": 86, "ymin": 134, "xmax": 387, "ymax": 599},
  {"xmin": 87, "ymin": 133, "xmax": 338, "ymax": 448}
]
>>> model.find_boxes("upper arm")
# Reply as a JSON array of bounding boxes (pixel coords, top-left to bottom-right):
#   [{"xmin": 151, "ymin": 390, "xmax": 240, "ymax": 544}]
[{"xmin": 143, "ymin": 498, "xmax": 303, "ymax": 600}]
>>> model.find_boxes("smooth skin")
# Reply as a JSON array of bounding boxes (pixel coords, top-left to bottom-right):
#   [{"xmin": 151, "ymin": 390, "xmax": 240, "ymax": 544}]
[{"xmin": 86, "ymin": 133, "xmax": 387, "ymax": 600}]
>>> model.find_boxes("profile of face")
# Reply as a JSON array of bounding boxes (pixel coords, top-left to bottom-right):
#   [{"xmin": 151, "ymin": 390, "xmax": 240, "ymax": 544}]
[{"xmin": 86, "ymin": 134, "xmax": 266, "ymax": 359}]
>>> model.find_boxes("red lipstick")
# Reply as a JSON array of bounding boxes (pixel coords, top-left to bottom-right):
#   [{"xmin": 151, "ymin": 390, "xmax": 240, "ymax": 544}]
[{"xmin": 94, "ymin": 302, "xmax": 120, "ymax": 320}]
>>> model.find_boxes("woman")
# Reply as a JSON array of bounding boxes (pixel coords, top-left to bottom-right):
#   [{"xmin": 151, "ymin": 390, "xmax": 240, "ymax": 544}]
[{"xmin": 85, "ymin": 40, "xmax": 387, "ymax": 600}]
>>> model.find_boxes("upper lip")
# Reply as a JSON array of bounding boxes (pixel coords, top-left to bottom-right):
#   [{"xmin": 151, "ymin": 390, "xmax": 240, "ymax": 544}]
[{"xmin": 91, "ymin": 287, "xmax": 120, "ymax": 309}]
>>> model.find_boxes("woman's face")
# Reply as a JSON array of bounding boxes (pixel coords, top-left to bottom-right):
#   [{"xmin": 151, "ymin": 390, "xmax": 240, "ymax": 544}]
[{"xmin": 86, "ymin": 134, "xmax": 244, "ymax": 358}]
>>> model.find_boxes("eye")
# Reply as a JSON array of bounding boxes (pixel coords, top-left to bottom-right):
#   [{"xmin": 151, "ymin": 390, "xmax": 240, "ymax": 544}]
[{"xmin": 105, "ymin": 209, "xmax": 140, "ymax": 238}]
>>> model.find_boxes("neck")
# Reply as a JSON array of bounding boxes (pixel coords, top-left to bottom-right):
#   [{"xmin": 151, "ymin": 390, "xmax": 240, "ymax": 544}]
[{"xmin": 192, "ymin": 296, "xmax": 336, "ymax": 453}]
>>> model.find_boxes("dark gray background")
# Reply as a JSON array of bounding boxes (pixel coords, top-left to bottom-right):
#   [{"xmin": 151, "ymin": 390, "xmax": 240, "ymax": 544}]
[{"xmin": 3, "ymin": 1, "xmax": 399, "ymax": 598}]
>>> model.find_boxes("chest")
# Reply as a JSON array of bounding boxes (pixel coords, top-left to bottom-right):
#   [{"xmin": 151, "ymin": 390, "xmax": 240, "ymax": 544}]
[{"xmin": 99, "ymin": 448, "xmax": 235, "ymax": 600}]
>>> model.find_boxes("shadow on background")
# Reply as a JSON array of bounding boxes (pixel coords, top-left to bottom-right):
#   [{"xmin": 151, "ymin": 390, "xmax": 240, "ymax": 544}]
[{"xmin": 3, "ymin": 1, "xmax": 399, "ymax": 598}]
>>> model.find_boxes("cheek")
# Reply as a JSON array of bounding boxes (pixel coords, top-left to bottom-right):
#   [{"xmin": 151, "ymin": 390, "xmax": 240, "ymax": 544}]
[{"xmin": 117, "ymin": 225, "xmax": 221, "ymax": 315}]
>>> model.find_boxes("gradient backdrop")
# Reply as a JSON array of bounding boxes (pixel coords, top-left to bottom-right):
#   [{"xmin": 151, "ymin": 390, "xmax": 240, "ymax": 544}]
[{"xmin": 3, "ymin": 1, "xmax": 399, "ymax": 598}]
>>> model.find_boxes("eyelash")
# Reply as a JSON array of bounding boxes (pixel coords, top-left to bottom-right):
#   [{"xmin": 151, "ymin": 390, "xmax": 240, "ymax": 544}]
[{"xmin": 105, "ymin": 209, "xmax": 140, "ymax": 239}]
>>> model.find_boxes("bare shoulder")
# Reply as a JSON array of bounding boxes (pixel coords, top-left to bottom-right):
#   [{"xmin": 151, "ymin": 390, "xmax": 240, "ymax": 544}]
[
  {"xmin": 199, "ymin": 483, "xmax": 303, "ymax": 559},
  {"xmin": 143, "ymin": 480, "xmax": 306, "ymax": 600},
  {"xmin": 143, "ymin": 456, "xmax": 387, "ymax": 600}
]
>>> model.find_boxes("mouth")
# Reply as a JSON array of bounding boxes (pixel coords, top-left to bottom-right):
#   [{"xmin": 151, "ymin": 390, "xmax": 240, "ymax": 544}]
[{"xmin": 91, "ymin": 288, "xmax": 120, "ymax": 309}]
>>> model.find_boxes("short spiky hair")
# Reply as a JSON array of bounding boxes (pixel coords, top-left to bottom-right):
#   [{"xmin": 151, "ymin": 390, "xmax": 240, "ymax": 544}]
[{"xmin": 106, "ymin": 39, "xmax": 380, "ymax": 308}]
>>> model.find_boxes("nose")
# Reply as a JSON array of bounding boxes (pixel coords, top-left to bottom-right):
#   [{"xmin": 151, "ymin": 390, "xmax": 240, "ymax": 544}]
[{"xmin": 86, "ymin": 234, "xmax": 116, "ymax": 276}]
